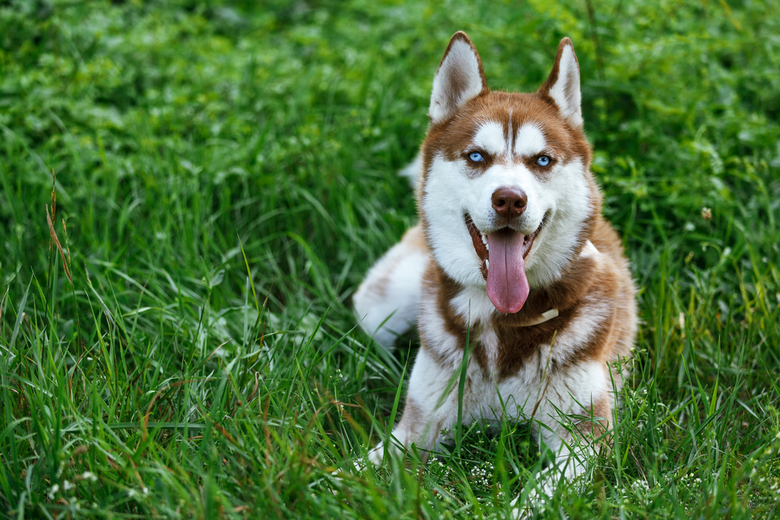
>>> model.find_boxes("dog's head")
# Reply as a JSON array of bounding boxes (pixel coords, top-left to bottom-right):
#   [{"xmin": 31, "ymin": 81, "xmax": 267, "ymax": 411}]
[{"xmin": 419, "ymin": 32, "xmax": 600, "ymax": 314}]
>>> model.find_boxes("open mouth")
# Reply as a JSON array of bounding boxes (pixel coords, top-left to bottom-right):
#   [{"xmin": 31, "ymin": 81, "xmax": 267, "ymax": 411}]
[{"xmin": 465, "ymin": 214, "xmax": 543, "ymax": 313}]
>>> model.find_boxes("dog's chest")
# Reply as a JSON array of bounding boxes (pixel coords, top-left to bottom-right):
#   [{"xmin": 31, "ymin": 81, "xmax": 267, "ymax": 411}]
[
  {"xmin": 450, "ymin": 322, "xmax": 556, "ymax": 420},
  {"xmin": 475, "ymin": 324, "xmax": 502, "ymax": 372},
  {"xmin": 419, "ymin": 275, "xmax": 612, "ymax": 421},
  {"xmin": 461, "ymin": 320, "xmax": 608, "ymax": 423},
  {"xmin": 423, "ymin": 283, "xmax": 559, "ymax": 375},
  {"xmin": 474, "ymin": 321, "xmax": 549, "ymax": 381}
]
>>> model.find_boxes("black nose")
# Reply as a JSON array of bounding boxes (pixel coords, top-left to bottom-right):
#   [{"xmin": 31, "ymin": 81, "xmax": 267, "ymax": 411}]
[{"xmin": 491, "ymin": 187, "xmax": 527, "ymax": 218}]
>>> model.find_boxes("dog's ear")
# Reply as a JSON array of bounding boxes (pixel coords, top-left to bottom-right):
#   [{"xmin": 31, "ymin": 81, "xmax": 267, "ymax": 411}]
[
  {"xmin": 429, "ymin": 31, "xmax": 488, "ymax": 124},
  {"xmin": 538, "ymin": 38, "xmax": 583, "ymax": 129}
]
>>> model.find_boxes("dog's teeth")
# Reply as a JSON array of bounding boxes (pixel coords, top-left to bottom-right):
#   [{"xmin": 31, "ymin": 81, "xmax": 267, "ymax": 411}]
[
  {"xmin": 485, "ymin": 259, "xmax": 489, "ymax": 270},
  {"xmin": 485, "ymin": 243, "xmax": 489, "ymax": 250},
  {"xmin": 481, "ymin": 234, "xmax": 487, "ymax": 245}
]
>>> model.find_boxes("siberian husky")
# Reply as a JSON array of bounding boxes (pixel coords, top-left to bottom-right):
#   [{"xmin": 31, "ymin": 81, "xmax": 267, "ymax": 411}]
[{"xmin": 353, "ymin": 32, "xmax": 637, "ymax": 513}]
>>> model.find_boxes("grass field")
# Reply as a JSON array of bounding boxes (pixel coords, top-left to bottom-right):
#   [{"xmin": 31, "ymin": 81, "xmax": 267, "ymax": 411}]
[{"xmin": 2, "ymin": 0, "xmax": 780, "ymax": 518}]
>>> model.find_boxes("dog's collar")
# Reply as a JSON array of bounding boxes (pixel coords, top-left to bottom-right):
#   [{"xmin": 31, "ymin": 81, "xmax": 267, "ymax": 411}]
[
  {"xmin": 518, "ymin": 240, "xmax": 599, "ymax": 327},
  {"xmin": 520, "ymin": 308, "xmax": 559, "ymax": 327}
]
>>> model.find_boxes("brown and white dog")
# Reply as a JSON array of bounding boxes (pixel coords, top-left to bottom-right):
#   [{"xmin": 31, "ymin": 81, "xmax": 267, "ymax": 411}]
[{"xmin": 353, "ymin": 32, "xmax": 637, "ymax": 513}]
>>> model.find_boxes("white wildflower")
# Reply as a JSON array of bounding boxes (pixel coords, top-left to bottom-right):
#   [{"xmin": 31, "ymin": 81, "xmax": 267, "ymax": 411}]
[{"xmin": 81, "ymin": 471, "xmax": 98, "ymax": 482}]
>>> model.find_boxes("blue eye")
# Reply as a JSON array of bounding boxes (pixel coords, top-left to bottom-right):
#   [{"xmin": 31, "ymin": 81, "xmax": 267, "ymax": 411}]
[
  {"xmin": 536, "ymin": 155, "xmax": 551, "ymax": 166},
  {"xmin": 468, "ymin": 152, "xmax": 484, "ymax": 162}
]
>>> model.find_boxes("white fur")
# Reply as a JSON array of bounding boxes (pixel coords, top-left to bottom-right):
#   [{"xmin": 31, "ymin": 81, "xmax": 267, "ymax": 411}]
[
  {"xmin": 450, "ymin": 285, "xmax": 496, "ymax": 327},
  {"xmin": 429, "ymin": 39, "xmax": 484, "ymax": 124},
  {"xmin": 478, "ymin": 325, "xmax": 500, "ymax": 371},
  {"xmin": 474, "ymin": 121, "xmax": 507, "ymax": 157},
  {"xmin": 514, "ymin": 123, "xmax": 547, "ymax": 157},
  {"xmin": 418, "ymin": 291, "xmax": 463, "ymax": 368},
  {"xmin": 369, "ymin": 343, "xmax": 484, "ymax": 463},
  {"xmin": 547, "ymin": 44, "xmax": 583, "ymax": 129},
  {"xmin": 399, "ymin": 151, "xmax": 423, "ymax": 188},
  {"xmin": 505, "ymin": 360, "xmax": 607, "ymax": 517},
  {"xmin": 549, "ymin": 298, "xmax": 610, "ymax": 361},
  {"xmin": 354, "ymin": 238, "xmax": 429, "ymax": 349},
  {"xmin": 581, "ymin": 239, "xmax": 600, "ymax": 257},
  {"xmin": 422, "ymin": 153, "xmax": 486, "ymax": 287}
]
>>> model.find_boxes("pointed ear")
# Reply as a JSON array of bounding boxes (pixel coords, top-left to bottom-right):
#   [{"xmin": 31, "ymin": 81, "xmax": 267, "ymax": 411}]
[
  {"xmin": 429, "ymin": 32, "xmax": 488, "ymax": 124},
  {"xmin": 538, "ymin": 38, "xmax": 583, "ymax": 129}
]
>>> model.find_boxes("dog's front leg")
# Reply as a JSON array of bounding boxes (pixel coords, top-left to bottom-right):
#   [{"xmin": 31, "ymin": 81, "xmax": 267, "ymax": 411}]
[
  {"xmin": 514, "ymin": 430, "xmax": 591, "ymax": 517},
  {"xmin": 368, "ymin": 346, "xmax": 476, "ymax": 465},
  {"xmin": 512, "ymin": 391, "xmax": 613, "ymax": 517}
]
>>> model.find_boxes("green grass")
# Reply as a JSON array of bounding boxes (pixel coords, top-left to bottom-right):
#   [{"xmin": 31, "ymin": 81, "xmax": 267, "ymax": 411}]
[{"xmin": 1, "ymin": 0, "xmax": 780, "ymax": 518}]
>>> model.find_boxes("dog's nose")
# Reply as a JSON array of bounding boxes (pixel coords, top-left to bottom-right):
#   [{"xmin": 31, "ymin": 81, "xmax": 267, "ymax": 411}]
[{"xmin": 492, "ymin": 187, "xmax": 527, "ymax": 218}]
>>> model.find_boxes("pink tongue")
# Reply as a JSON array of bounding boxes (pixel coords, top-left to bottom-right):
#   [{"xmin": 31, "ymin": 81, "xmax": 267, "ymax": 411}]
[{"xmin": 486, "ymin": 231, "xmax": 529, "ymax": 313}]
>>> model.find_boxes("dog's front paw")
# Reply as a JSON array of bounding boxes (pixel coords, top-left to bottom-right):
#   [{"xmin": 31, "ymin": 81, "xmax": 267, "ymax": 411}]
[
  {"xmin": 368, "ymin": 428, "xmax": 410, "ymax": 465},
  {"xmin": 330, "ymin": 457, "xmax": 367, "ymax": 482},
  {"xmin": 510, "ymin": 483, "xmax": 552, "ymax": 519},
  {"xmin": 367, "ymin": 442, "xmax": 386, "ymax": 465},
  {"xmin": 509, "ymin": 493, "xmax": 535, "ymax": 520}
]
